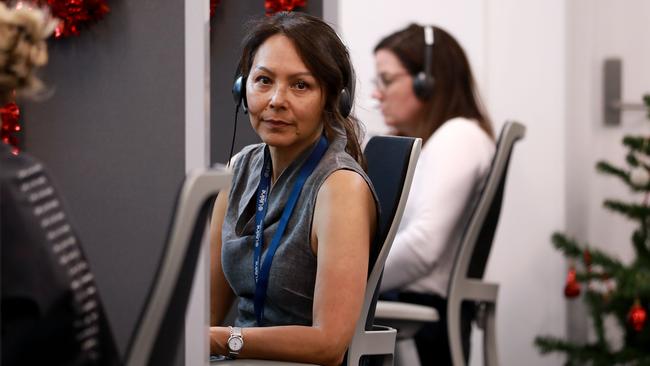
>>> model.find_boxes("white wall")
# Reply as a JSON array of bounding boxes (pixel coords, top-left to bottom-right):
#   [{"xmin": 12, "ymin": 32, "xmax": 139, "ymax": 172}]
[
  {"xmin": 567, "ymin": 0, "xmax": 650, "ymax": 270},
  {"xmin": 336, "ymin": 1, "xmax": 566, "ymax": 364},
  {"xmin": 483, "ymin": 1, "xmax": 566, "ymax": 365},
  {"xmin": 566, "ymin": 0, "xmax": 650, "ymax": 348}
]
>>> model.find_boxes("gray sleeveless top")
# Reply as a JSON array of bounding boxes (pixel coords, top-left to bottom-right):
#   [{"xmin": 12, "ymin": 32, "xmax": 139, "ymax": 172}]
[{"xmin": 222, "ymin": 132, "xmax": 376, "ymax": 327}]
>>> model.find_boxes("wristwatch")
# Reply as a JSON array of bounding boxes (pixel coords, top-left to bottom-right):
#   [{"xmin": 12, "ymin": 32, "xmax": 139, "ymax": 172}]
[{"xmin": 227, "ymin": 326, "xmax": 244, "ymax": 359}]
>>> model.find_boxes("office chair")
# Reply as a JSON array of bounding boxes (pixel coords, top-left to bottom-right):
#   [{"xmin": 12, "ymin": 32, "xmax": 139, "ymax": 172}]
[
  {"xmin": 124, "ymin": 168, "xmax": 232, "ymax": 366},
  {"xmin": 374, "ymin": 121, "xmax": 526, "ymax": 366},
  {"xmin": 215, "ymin": 135, "xmax": 421, "ymax": 366}
]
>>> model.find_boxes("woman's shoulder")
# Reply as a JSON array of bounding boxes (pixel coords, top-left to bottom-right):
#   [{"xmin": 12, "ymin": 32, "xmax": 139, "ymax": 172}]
[
  {"xmin": 320, "ymin": 168, "xmax": 370, "ymax": 193},
  {"xmin": 434, "ymin": 117, "xmax": 492, "ymax": 142},
  {"xmin": 317, "ymin": 143, "xmax": 378, "ymax": 207},
  {"xmin": 425, "ymin": 117, "xmax": 493, "ymax": 150},
  {"xmin": 320, "ymin": 142, "xmax": 368, "ymax": 184},
  {"xmin": 229, "ymin": 143, "xmax": 265, "ymax": 171},
  {"xmin": 420, "ymin": 117, "xmax": 495, "ymax": 168}
]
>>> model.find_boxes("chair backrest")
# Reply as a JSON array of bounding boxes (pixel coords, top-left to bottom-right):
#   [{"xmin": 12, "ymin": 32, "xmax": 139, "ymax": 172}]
[
  {"xmin": 445, "ymin": 121, "xmax": 524, "ymax": 366},
  {"xmin": 360, "ymin": 136, "xmax": 421, "ymax": 332},
  {"xmin": 447, "ymin": 122, "xmax": 526, "ymax": 364},
  {"xmin": 124, "ymin": 169, "xmax": 232, "ymax": 366},
  {"xmin": 448, "ymin": 121, "xmax": 526, "ymax": 291}
]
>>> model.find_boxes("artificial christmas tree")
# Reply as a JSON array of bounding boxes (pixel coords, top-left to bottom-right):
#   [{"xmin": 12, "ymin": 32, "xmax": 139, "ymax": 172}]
[{"xmin": 535, "ymin": 95, "xmax": 650, "ymax": 366}]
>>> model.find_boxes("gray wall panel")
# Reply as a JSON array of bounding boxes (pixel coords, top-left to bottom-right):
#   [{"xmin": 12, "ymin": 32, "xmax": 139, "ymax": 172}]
[{"xmin": 22, "ymin": 0, "xmax": 185, "ymax": 356}]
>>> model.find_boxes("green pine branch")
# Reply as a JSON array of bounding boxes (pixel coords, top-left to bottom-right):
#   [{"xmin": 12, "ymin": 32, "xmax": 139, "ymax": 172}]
[
  {"xmin": 600, "ymin": 159, "xmax": 650, "ymax": 191},
  {"xmin": 535, "ymin": 336, "xmax": 612, "ymax": 365},
  {"xmin": 575, "ymin": 271, "xmax": 611, "ymax": 282},
  {"xmin": 603, "ymin": 200, "xmax": 650, "ymax": 222},
  {"xmin": 551, "ymin": 233, "xmax": 582, "ymax": 257},
  {"xmin": 551, "ymin": 233, "xmax": 624, "ymax": 272},
  {"xmin": 589, "ymin": 248, "xmax": 625, "ymax": 273},
  {"xmin": 627, "ymin": 151, "xmax": 639, "ymax": 166},
  {"xmin": 614, "ymin": 263, "xmax": 650, "ymax": 298},
  {"xmin": 623, "ymin": 136, "xmax": 650, "ymax": 154},
  {"xmin": 632, "ymin": 229, "xmax": 650, "ymax": 263},
  {"xmin": 535, "ymin": 336, "xmax": 650, "ymax": 365},
  {"xmin": 585, "ymin": 290, "xmax": 608, "ymax": 347},
  {"xmin": 597, "ymin": 160, "xmax": 650, "ymax": 191},
  {"xmin": 597, "ymin": 161, "xmax": 635, "ymax": 186}
]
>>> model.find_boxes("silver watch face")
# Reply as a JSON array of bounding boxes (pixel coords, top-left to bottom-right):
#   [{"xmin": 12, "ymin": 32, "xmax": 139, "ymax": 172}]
[{"xmin": 228, "ymin": 337, "xmax": 243, "ymax": 352}]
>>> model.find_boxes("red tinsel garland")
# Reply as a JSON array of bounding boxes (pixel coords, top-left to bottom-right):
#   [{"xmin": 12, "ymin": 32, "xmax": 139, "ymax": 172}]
[
  {"xmin": 0, "ymin": 0, "xmax": 109, "ymax": 153},
  {"xmin": 0, "ymin": 101, "xmax": 21, "ymax": 154},
  {"xmin": 21, "ymin": 0, "xmax": 110, "ymax": 38},
  {"xmin": 210, "ymin": 0, "xmax": 220, "ymax": 17},
  {"xmin": 265, "ymin": 0, "xmax": 306, "ymax": 15}
]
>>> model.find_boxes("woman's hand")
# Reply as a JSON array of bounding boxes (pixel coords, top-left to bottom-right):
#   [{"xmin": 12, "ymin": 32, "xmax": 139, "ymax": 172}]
[{"xmin": 209, "ymin": 326, "xmax": 229, "ymax": 356}]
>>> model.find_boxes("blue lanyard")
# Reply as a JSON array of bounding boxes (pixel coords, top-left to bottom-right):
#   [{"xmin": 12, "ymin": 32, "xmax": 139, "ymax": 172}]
[{"xmin": 253, "ymin": 135, "xmax": 329, "ymax": 326}]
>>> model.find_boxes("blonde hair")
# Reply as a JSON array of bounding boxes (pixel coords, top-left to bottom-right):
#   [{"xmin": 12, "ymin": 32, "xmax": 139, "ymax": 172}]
[{"xmin": 0, "ymin": 2, "xmax": 56, "ymax": 99}]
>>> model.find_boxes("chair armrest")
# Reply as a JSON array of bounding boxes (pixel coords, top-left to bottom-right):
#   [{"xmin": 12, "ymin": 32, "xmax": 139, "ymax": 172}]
[
  {"xmin": 375, "ymin": 301, "xmax": 439, "ymax": 322},
  {"xmin": 210, "ymin": 358, "xmax": 316, "ymax": 366},
  {"xmin": 350, "ymin": 325, "xmax": 397, "ymax": 356},
  {"xmin": 374, "ymin": 301, "xmax": 439, "ymax": 339},
  {"xmin": 212, "ymin": 360, "xmax": 316, "ymax": 366},
  {"xmin": 454, "ymin": 279, "xmax": 498, "ymax": 303}
]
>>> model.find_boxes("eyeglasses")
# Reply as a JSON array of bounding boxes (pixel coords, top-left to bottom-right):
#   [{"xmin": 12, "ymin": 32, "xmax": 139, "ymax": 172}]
[{"xmin": 372, "ymin": 72, "xmax": 409, "ymax": 92}]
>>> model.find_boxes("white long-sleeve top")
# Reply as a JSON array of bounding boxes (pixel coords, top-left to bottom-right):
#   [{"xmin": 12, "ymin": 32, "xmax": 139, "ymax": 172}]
[{"xmin": 380, "ymin": 117, "xmax": 495, "ymax": 297}]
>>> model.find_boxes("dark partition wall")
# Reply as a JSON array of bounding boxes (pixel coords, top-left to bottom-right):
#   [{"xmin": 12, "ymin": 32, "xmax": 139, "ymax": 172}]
[
  {"xmin": 210, "ymin": 2, "xmax": 323, "ymax": 165},
  {"xmin": 22, "ymin": 0, "xmax": 185, "ymax": 355}
]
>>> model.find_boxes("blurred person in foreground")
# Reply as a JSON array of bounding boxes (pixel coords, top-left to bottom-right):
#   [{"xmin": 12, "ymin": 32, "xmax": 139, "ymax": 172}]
[{"xmin": 0, "ymin": 3, "xmax": 119, "ymax": 365}]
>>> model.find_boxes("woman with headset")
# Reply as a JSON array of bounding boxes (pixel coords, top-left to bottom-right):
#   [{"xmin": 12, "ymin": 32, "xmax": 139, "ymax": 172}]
[
  {"xmin": 374, "ymin": 24, "xmax": 495, "ymax": 365},
  {"xmin": 208, "ymin": 12, "xmax": 377, "ymax": 365}
]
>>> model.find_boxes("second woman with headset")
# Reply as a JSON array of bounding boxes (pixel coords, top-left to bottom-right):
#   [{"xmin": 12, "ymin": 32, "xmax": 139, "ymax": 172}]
[{"xmin": 374, "ymin": 24, "xmax": 496, "ymax": 365}]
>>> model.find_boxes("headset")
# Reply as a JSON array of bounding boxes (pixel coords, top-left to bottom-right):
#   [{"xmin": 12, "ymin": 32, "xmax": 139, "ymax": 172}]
[
  {"xmin": 228, "ymin": 74, "xmax": 353, "ymax": 165},
  {"xmin": 412, "ymin": 25, "xmax": 435, "ymax": 100}
]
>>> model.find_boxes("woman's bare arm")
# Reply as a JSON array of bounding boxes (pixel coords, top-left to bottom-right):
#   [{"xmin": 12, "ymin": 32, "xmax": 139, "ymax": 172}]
[{"xmin": 210, "ymin": 186, "xmax": 236, "ymax": 326}]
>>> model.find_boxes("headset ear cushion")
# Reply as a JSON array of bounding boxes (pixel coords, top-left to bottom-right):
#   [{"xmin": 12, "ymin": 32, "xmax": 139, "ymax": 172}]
[
  {"xmin": 413, "ymin": 71, "xmax": 434, "ymax": 100},
  {"xmin": 338, "ymin": 88, "xmax": 352, "ymax": 118},
  {"xmin": 232, "ymin": 76, "xmax": 248, "ymax": 111}
]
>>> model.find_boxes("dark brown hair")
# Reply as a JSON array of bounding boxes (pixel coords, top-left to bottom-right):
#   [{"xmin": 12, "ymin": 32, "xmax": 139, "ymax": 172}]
[
  {"xmin": 375, "ymin": 24, "xmax": 494, "ymax": 141},
  {"xmin": 236, "ymin": 12, "xmax": 365, "ymax": 167}
]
